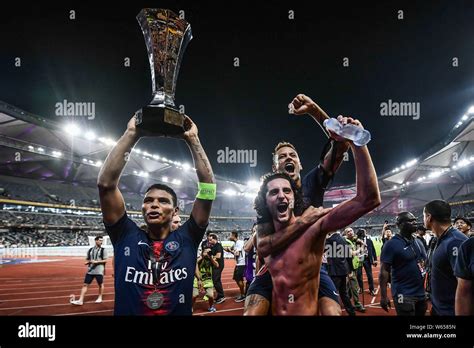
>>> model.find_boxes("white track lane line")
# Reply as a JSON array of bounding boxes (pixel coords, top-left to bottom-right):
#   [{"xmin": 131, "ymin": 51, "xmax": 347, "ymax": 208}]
[
  {"xmin": 0, "ymin": 299, "xmax": 115, "ymax": 311},
  {"xmin": 194, "ymin": 307, "xmax": 243, "ymax": 316},
  {"xmin": 0, "ymin": 292, "xmax": 115, "ymax": 302}
]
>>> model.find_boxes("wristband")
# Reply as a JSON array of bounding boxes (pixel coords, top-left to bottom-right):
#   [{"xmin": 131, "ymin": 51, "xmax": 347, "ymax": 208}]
[{"xmin": 196, "ymin": 182, "xmax": 216, "ymax": 200}]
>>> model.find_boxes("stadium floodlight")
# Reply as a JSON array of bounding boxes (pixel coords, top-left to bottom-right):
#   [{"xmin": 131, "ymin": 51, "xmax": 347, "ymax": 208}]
[
  {"xmin": 461, "ymin": 114, "xmax": 469, "ymax": 121},
  {"xmin": 246, "ymin": 180, "xmax": 260, "ymax": 189},
  {"xmin": 152, "ymin": 154, "xmax": 160, "ymax": 160},
  {"xmin": 63, "ymin": 123, "xmax": 81, "ymax": 137},
  {"xmin": 162, "ymin": 157, "xmax": 168, "ymax": 162},
  {"xmin": 83, "ymin": 158, "xmax": 88, "ymax": 162},
  {"xmin": 95, "ymin": 160, "xmax": 103, "ymax": 167},
  {"xmin": 468, "ymin": 105, "xmax": 474, "ymax": 114},
  {"xmin": 27, "ymin": 145, "xmax": 34, "ymax": 150},
  {"xmin": 458, "ymin": 159, "xmax": 470, "ymax": 168},
  {"xmin": 428, "ymin": 171, "xmax": 442, "ymax": 179},
  {"xmin": 417, "ymin": 177, "xmax": 424, "ymax": 182},
  {"xmin": 134, "ymin": 148, "xmax": 142, "ymax": 154},
  {"xmin": 143, "ymin": 152, "xmax": 151, "ymax": 157},
  {"xmin": 37, "ymin": 147, "xmax": 44, "ymax": 153},
  {"xmin": 452, "ymin": 164, "xmax": 458, "ymax": 170},
  {"xmin": 52, "ymin": 151, "xmax": 62, "ymax": 158},
  {"xmin": 470, "ymin": 156, "xmax": 474, "ymax": 161},
  {"xmin": 223, "ymin": 189, "xmax": 237, "ymax": 196},
  {"xmin": 392, "ymin": 185, "xmax": 397, "ymax": 189},
  {"xmin": 401, "ymin": 165, "xmax": 406, "ymax": 170},
  {"xmin": 162, "ymin": 176, "xmax": 168, "ymax": 182},
  {"xmin": 105, "ymin": 138, "xmax": 117, "ymax": 146},
  {"xmin": 182, "ymin": 163, "xmax": 191, "ymax": 171},
  {"xmin": 405, "ymin": 159, "xmax": 417, "ymax": 167},
  {"xmin": 85, "ymin": 131, "xmax": 96, "ymax": 141},
  {"xmin": 172, "ymin": 179, "xmax": 182, "ymax": 186},
  {"xmin": 244, "ymin": 192, "xmax": 256, "ymax": 199}
]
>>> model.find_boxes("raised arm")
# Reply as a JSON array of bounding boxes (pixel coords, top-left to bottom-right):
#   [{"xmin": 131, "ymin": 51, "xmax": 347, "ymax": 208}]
[
  {"xmin": 98, "ymin": 115, "xmax": 140, "ymax": 225},
  {"xmin": 256, "ymin": 206, "xmax": 332, "ymax": 258},
  {"xmin": 310, "ymin": 118, "xmax": 381, "ymax": 236},
  {"xmin": 290, "ymin": 94, "xmax": 350, "ymax": 177},
  {"xmin": 244, "ymin": 230, "xmax": 256, "ymax": 253},
  {"xmin": 180, "ymin": 116, "xmax": 215, "ymax": 228}
]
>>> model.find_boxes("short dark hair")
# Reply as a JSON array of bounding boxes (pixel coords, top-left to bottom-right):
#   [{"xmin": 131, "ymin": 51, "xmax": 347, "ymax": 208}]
[
  {"xmin": 95, "ymin": 236, "xmax": 103, "ymax": 241},
  {"xmin": 254, "ymin": 172, "xmax": 304, "ymax": 222},
  {"xmin": 454, "ymin": 216, "xmax": 472, "ymax": 228},
  {"xmin": 424, "ymin": 200, "xmax": 451, "ymax": 224},
  {"xmin": 145, "ymin": 184, "xmax": 177, "ymax": 207},
  {"xmin": 209, "ymin": 233, "xmax": 218, "ymax": 240},
  {"xmin": 356, "ymin": 229, "xmax": 366, "ymax": 238},
  {"xmin": 231, "ymin": 231, "xmax": 238, "ymax": 238}
]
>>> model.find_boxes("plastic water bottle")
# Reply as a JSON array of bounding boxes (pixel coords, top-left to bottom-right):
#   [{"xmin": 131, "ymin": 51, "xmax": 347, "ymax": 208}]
[{"xmin": 323, "ymin": 118, "xmax": 371, "ymax": 146}]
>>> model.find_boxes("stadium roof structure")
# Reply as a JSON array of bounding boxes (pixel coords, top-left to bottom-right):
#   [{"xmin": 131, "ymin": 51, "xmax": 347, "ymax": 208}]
[
  {"xmin": 1, "ymin": 100, "xmax": 473, "ymax": 216},
  {"xmin": 0, "ymin": 100, "xmax": 257, "ymax": 215},
  {"xmin": 325, "ymin": 111, "xmax": 474, "ymax": 213}
]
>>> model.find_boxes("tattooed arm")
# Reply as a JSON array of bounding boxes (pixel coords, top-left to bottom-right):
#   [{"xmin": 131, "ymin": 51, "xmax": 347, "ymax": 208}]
[
  {"xmin": 181, "ymin": 116, "xmax": 215, "ymax": 228},
  {"xmin": 98, "ymin": 115, "xmax": 140, "ymax": 225}
]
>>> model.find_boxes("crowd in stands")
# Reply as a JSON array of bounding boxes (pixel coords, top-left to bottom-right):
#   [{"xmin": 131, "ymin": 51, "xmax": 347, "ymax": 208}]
[{"xmin": 0, "ymin": 230, "xmax": 90, "ymax": 248}]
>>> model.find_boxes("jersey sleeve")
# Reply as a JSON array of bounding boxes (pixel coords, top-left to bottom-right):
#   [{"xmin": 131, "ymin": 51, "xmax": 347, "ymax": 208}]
[
  {"xmin": 454, "ymin": 239, "xmax": 473, "ymax": 280},
  {"xmin": 103, "ymin": 212, "xmax": 131, "ymax": 245},
  {"xmin": 447, "ymin": 237, "xmax": 466, "ymax": 271},
  {"xmin": 380, "ymin": 239, "xmax": 395, "ymax": 265},
  {"xmin": 302, "ymin": 165, "xmax": 331, "ymax": 208}
]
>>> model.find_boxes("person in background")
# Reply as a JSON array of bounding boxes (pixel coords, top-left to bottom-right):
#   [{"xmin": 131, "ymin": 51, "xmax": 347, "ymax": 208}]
[
  {"xmin": 70, "ymin": 236, "xmax": 107, "ymax": 305},
  {"xmin": 454, "ymin": 216, "xmax": 472, "ymax": 237}
]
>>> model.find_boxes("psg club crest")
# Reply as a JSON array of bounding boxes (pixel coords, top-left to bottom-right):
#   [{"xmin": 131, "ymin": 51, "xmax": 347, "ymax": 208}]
[{"xmin": 165, "ymin": 241, "xmax": 180, "ymax": 252}]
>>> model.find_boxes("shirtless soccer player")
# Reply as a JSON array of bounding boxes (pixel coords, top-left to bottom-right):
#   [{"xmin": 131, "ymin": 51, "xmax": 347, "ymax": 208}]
[
  {"xmin": 245, "ymin": 94, "xmax": 349, "ymax": 316},
  {"xmin": 254, "ymin": 117, "xmax": 380, "ymax": 315}
]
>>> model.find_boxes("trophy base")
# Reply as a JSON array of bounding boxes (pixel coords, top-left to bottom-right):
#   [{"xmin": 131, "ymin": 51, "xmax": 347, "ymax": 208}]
[{"xmin": 135, "ymin": 105, "xmax": 185, "ymax": 136}]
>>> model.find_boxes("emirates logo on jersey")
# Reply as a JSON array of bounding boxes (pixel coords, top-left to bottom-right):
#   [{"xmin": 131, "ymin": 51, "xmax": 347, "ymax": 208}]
[{"xmin": 124, "ymin": 260, "xmax": 188, "ymax": 286}]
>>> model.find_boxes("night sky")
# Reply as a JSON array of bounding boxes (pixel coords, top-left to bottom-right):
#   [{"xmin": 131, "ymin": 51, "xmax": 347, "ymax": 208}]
[{"xmin": 1, "ymin": 1, "xmax": 474, "ymax": 186}]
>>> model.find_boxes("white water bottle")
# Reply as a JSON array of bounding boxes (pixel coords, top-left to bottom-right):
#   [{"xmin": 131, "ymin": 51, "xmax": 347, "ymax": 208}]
[{"xmin": 323, "ymin": 118, "xmax": 371, "ymax": 146}]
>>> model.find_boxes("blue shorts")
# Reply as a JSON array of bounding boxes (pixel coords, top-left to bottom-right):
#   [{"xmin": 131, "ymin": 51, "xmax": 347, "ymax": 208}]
[
  {"xmin": 247, "ymin": 266, "xmax": 272, "ymax": 300},
  {"xmin": 319, "ymin": 264, "xmax": 339, "ymax": 302},
  {"xmin": 84, "ymin": 274, "xmax": 104, "ymax": 285},
  {"xmin": 246, "ymin": 264, "xmax": 339, "ymax": 303}
]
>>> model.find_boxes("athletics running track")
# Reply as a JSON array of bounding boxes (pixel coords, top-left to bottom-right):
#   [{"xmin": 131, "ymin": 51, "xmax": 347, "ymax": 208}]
[{"xmin": 0, "ymin": 257, "xmax": 396, "ymax": 316}]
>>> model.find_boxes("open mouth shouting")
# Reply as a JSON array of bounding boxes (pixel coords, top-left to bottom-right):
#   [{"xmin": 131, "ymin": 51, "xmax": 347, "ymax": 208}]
[
  {"xmin": 284, "ymin": 162, "xmax": 295, "ymax": 174},
  {"xmin": 276, "ymin": 202, "xmax": 290, "ymax": 220}
]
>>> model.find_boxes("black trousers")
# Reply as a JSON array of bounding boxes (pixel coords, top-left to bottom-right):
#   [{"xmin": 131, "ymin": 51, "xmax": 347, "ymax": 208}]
[
  {"xmin": 394, "ymin": 297, "xmax": 427, "ymax": 316},
  {"xmin": 357, "ymin": 259, "xmax": 374, "ymax": 292},
  {"xmin": 212, "ymin": 267, "xmax": 225, "ymax": 299},
  {"xmin": 331, "ymin": 275, "xmax": 355, "ymax": 314}
]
